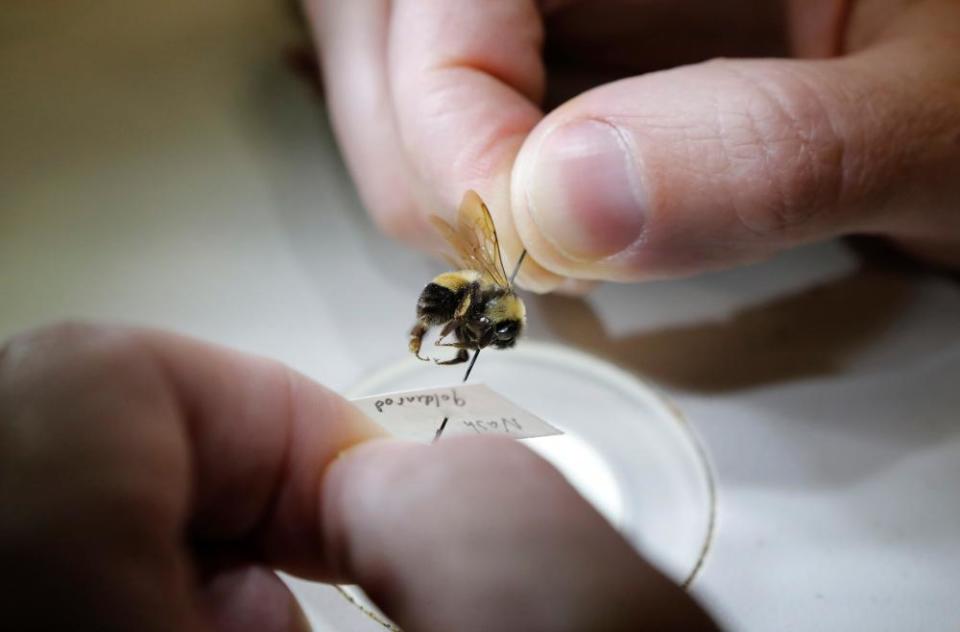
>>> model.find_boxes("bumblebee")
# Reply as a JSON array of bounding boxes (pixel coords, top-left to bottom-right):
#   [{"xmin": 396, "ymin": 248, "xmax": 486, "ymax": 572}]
[{"xmin": 410, "ymin": 190, "xmax": 526, "ymax": 366}]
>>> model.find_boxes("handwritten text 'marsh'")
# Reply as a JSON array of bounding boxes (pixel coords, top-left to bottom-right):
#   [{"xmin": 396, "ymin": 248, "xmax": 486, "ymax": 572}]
[{"xmin": 461, "ymin": 418, "xmax": 524, "ymax": 434}]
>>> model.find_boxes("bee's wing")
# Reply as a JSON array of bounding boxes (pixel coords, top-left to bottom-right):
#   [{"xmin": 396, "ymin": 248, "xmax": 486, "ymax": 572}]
[
  {"xmin": 429, "ymin": 190, "xmax": 510, "ymax": 287},
  {"xmin": 440, "ymin": 251, "xmax": 462, "ymax": 271}
]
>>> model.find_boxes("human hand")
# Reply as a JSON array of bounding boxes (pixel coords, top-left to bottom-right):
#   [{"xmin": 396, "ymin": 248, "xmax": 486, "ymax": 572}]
[
  {"xmin": 308, "ymin": 0, "xmax": 960, "ymax": 291},
  {"xmin": 0, "ymin": 324, "xmax": 717, "ymax": 631}
]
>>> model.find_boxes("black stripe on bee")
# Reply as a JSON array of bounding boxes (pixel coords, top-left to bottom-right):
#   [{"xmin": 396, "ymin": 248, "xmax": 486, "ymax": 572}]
[{"xmin": 416, "ymin": 282, "xmax": 461, "ymax": 323}]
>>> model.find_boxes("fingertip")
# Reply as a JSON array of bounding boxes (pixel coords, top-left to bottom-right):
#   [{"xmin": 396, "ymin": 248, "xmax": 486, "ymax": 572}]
[
  {"xmin": 525, "ymin": 119, "xmax": 648, "ymax": 260},
  {"xmin": 319, "ymin": 435, "xmax": 546, "ymax": 579},
  {"xmin": 332, "ymin": 389, "xmax": 391, "ymax": 442},
  {"xmin": 554, "ymin": 277, "xmax": 599, "ymax": 296},
  {"xmin": 200, "ymin": 566, "xmax": 309, "ymax": 632},
  {"xmin": 513, "ymin": 255, "xmax": 568, "ymax": 293},
  {"xmin": 511, "ymin": 114, "xmax": 649, "ymax": 282},
  {"xmin": 318, "ymin": 438, "xmax": 425, "ymax": 576}
]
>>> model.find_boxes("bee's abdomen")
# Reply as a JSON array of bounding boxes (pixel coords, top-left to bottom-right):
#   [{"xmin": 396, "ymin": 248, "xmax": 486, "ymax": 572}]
[{"xmin": 416, "ymin": 282, "xmax": 460, "ymax": 324}]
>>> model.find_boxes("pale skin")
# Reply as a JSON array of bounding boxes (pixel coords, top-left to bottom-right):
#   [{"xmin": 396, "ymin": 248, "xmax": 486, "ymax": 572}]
[
  {"xmin": 0, "ymin": 324, "xmax": 719, "ymax": 631},
  {"xmin": 308, "ymin": 0, "xmax": 960, "ymax": 292}
]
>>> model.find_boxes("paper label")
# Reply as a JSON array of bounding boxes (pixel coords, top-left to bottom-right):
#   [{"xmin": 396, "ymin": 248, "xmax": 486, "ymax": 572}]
[{"xmin": 350, "ymin": 383, "xmax": 562, "ymax": 443}]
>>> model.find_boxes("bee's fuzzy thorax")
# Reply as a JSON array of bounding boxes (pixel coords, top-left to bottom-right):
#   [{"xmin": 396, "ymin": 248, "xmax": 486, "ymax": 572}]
[{"xmin": 485, "ymin": 292, "xmax": 526, "ymax": 323}]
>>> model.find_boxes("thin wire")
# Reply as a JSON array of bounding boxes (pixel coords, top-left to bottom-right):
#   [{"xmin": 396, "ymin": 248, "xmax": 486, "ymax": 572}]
[
  {"xmin": 432, "ymin": 348, "xmax": 480, "ymax": 443},
  {"xmin": 432, "ymin": 416, "xmax": 449, "ymax": 442},
  {"xmin": 434, "ymin": 249, "xmax": 527, "ymax": 443},
  {"xmin": 462, "ymin": 346, "xmax": 482, "ymax": 382},
  {"xmin": 509, "ymin": 250, "xmax": 527, "ymax": 286}
]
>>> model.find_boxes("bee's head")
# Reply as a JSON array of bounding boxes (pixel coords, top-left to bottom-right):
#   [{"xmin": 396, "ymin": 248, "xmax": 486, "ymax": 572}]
[{"xmin": 482, "ymin": 292, "xmax": 525, "ymax": 349}]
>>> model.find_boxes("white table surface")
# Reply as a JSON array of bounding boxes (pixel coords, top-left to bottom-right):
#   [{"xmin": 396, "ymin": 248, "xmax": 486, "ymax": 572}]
[{"xmin": 3, "ymin": 3, "xmax": 960, "ymax": 631}]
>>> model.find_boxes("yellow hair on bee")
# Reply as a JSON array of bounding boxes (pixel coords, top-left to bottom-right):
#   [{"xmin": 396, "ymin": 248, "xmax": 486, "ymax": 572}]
[
  {"xmin": 486, "ymin": 293, "xmax": 526, "ymax": 323},
  {"xmin": 431, "ymin": 270, "xmax": 481, "ymax": 292}
]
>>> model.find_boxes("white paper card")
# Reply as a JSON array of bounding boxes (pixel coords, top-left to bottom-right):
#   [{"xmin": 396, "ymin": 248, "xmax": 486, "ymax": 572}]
[{"xmin": 350, "ymin": 383, "xmax": 562, "ymax": 443}]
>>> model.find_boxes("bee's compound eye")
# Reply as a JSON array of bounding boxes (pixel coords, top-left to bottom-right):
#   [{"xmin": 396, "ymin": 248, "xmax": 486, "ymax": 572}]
[{"xmin": 495, "ymin": 321, "xmax": 518, "ymax": 340}]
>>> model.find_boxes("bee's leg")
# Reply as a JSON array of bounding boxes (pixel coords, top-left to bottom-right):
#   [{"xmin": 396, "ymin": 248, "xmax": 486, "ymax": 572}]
[
  {"xmin": 409, "ymin": 321, "xmax": 430, "ymax": 361},
  {"xmin": 434, "ymin": 319, "xmax": 461, "ymax": 346},
  {"xmin": 435, "ymin": 349, "xmax": 470, "ymax": 365},
  {"xmin": 435, "ymin": 339, "xmax": 472, "ymax": 348},
  {"xmin": 453, "ymin": 289, "xmax": 474, "ymax": 320}
]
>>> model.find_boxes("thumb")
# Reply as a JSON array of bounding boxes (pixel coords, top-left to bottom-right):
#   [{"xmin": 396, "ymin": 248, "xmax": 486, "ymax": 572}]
[
  {"xmin": 321, "ymin": 437, "xmax": 717, "ymax": 632},
  {"xmin": 510, "ymin": 39, "xmax": 960, "ymax": 280},
  {"xmin": 199, "ymin": 566, "xmax": 311, "ymax": 632}
]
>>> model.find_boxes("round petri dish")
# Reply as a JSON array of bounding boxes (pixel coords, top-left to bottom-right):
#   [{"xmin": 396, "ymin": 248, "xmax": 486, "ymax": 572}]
[{"xmin": 336, "ymin": 341, "xmax": 716, "ymax": 629}]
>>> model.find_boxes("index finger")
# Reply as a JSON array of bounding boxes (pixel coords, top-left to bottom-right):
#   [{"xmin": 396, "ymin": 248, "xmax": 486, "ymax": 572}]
[
  {"xmin": 388, "ymin": 0, "xmax": 564, "ymax": 291},
  {"xmin": 0, "ymin": 324, "xmax": 386, "ymax": 581}
]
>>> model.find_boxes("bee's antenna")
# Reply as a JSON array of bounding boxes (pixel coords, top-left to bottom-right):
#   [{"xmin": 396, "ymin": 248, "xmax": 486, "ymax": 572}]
[
  {"xmin": 509, "ymin": 249, "xmax": 528, "ymax": 286},
  {"xmin": 433, "ymin": 348, "xmax": 482, "ymax": 443}
]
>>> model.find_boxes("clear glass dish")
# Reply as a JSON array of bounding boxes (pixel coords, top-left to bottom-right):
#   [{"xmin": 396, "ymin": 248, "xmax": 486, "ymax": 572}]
[{"xmin": 336, "ymin": 341, "xmax": 716, "ymax": 629}]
